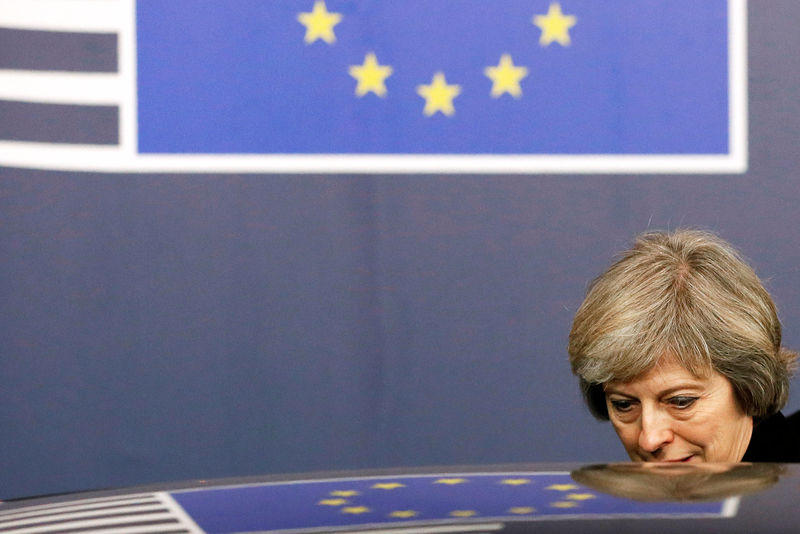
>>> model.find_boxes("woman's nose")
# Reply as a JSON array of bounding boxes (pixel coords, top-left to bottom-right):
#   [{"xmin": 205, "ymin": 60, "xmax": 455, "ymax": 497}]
[{"xmin": 638, "ymin": 409, "xmax": 674, "ymax": 453}]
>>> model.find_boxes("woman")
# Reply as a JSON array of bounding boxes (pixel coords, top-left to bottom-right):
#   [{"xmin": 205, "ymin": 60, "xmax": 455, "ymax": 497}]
[{"xmin": 568, "ymin": 229, "xmax": 800, "ymax": 462}]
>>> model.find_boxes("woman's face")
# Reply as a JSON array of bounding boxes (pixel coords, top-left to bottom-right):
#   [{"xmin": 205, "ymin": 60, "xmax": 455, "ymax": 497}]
[{"xmin": 604, "ymin": 358, "xmax": 753, "ymax": 463}]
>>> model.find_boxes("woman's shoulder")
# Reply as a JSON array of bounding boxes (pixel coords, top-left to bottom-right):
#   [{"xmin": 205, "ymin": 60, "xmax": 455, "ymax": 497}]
[
  {"xmin": 742, "ymin": 411, "xmax": 800, "ymax": 463},
  {"xmin": 787, "ymin": 409, "xmax": 800, "ymax": 430}
]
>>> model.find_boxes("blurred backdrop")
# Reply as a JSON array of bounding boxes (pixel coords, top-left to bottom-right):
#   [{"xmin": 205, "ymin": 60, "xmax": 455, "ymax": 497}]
[{"xmin": 1, "ymin": 0, "xmax": 799, "ymax": 499}]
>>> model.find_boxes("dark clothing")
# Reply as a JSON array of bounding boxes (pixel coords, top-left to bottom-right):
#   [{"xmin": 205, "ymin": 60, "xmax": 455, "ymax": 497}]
[{"xmin": 742, "ymin": 410, "xmax": 800, "ymax": 462}]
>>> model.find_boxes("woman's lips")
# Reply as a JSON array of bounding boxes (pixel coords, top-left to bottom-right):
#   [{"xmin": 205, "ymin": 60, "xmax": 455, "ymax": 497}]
[
  {"xmin": 639, "ymin": 453, "xmax": 698, "ymax": 463},
  {"xmin": 664, "ymin": 455, "xmax": 694, "ymax": 463}
]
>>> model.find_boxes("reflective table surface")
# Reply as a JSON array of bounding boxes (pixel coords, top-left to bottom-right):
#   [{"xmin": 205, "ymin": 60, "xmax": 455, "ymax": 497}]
[{"xmin": 1, "ymin": 463, "xmax": 798, "ymax": 533}]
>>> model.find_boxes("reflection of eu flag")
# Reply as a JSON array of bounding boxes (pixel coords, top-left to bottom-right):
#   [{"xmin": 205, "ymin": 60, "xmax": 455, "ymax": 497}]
[
  {"xmin": 136, "ymin": 1, "xmax": 731, "ymax": 156},
  {"xmin": 170, "ymin": 473, "xmax": 733, "ymax": 533}
]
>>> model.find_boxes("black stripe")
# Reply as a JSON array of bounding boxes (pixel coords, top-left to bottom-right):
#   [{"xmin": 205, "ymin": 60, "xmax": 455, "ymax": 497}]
[
  {"xmin": 0, "ymin": 508, "xmax": 169, "ymax": 530},
  {"xmin": 0, "ymin": 519, "xmax": 182, "ymax": 534},
  {"xmin": 0, "ymin": 100, "xmax": 118, "ymax": 145},
  {"xmin": 0, "ymin": 28, "xmax": 117, "ymax": 72},
  {"xmin": 47, "ymin": 519, "xmax": 182, "ymax": 534},
  {"xmin": 0, "ymin": 500, "xmax": 161, "ymax": 522},
  {"xmin": 0, "ymin": 495, "xmax": 159, "ymax": 512}
]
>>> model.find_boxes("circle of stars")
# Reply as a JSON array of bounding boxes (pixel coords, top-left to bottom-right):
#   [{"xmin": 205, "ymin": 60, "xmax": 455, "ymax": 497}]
[
  {"xmin": 314, "ymin": 476, "xmax": 598, "ymax": 523},
  {"xmin": 297, "ymin": 1, "xmax": 576, "ymax": 117}
]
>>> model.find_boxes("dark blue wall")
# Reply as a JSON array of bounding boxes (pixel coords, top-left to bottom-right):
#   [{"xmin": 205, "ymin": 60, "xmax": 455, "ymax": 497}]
[{"xmin": 1, "ymin": 2, "xmax": 800, "ymax": 499}]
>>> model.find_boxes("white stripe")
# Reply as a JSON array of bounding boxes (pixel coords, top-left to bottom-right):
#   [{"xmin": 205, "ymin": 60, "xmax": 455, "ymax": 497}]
[
  {"xmin": 155, "ymin": 493, "xmax": 206, "ymax": 534},
  {"xmin": 118, "ymin": 0, "xmax": 138, "ymax": 150},
  {"xmin": 728, "ymin": 0, "xmax": 749, "ymax": 172},
  {"xmin": 0, "ymin": 143, "xmax": 753, "ymax": 174},
  {"xmin": 0, "ymin": 504, "xmax": 167, "ymax": 528},
  {"xmin": 721, "ymin": 497, "xmax": 741, "ymax": 518},
  {"xmin": 0, "ymin": 0, "xmax": 123, "ymax": 33},
  {"xmin": 167, "ymin": 472, "xmax": 573, "ymax": 495},
  {"xmin": 3, "ymin": 512, "xmax": 177, "ymax": 534},
  {"xmin": 0, "ymin": 495, "xmax": 156, "ymax": 518},
  {"xmin": 71, "ymin": 527, "xmax": 192, "ymax": 534},
  {"xmin": 0, "ymin": 70, "xmax": 121, "ymax": 105}
]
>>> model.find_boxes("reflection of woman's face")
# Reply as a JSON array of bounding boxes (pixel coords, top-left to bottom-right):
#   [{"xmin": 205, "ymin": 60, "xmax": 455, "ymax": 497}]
[{"xmin": 604, "ymin": 358, "xmax": 753, "ymax": 462}]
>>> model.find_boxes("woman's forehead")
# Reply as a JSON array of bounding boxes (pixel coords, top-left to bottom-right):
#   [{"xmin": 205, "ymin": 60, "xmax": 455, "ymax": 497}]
[{"xmin": 606, "ymin": 355, "xmax": 713, "ymax": 390}]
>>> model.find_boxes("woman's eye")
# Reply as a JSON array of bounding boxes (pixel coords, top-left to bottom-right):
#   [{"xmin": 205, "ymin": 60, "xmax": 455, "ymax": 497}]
[
  {"xmin": 610, "ymin": 400, "xmax": 634, "ymax": 412},
  {"xmin": 669, "ymin": 396, "xmax": 698, "ymax": 409}
]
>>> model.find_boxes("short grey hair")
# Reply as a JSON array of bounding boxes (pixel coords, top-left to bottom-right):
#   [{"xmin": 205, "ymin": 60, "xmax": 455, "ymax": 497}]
[{"xmin": 568, "ymin": 229, "xmax": 797, "ymax": 419}]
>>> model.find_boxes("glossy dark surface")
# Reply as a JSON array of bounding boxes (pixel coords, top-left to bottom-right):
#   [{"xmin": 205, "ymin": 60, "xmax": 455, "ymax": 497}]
[{"xmin": 1, "ymin": 464, "xmax": 798, "ymax": 533}]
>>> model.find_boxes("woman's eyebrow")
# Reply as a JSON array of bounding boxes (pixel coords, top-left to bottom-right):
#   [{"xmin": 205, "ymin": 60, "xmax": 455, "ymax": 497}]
[
  {"xmin": 656, "ymin": 384, "xmax": 704, "ymax": 397},
  {"xmin": 603, "ymin": 386, "xmax": 633, "ymax": 396},
  {"xmin": 603, "ymin": 383, "xmax": 704, "ymax": 397}
]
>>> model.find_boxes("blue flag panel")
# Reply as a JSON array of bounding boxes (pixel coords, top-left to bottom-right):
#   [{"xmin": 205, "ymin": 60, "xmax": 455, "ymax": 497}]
[
  {"xmin": 136, "ymin": 1, "xmax": 730, "ymax": 155},
  {"xmin": 170, "ymin": 473, "xmax": 730, "ymax": 533}
]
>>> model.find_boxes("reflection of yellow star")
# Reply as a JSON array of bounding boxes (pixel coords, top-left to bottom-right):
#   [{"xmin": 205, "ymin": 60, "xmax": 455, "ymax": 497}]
[
  {"xmin": 417, "ymin": 72, "xmax": 461, "ymax": 117},
  {"xmin": 433, "ymin": 478, "xmax": 468, "ymax": 485},
  {"xmin": 330, "ymin": 490, "xmax": 359, "ymax": 497},
  {"xmin": 372, "ymin": 482, "xmax": 405, "ymax": 490},
  {"xmin": 485, "ymin": 54, "xmax": 528, "ymax": 98},
  {"xmin": 546, "ymin": 484, "xmax": 579, "ymax": 491},
  {"xmin": 508, "ymin": 507, "xmax": 536, "ymax": 515},
  {"xmin": 389, "ymin": 510, "xmax": 418, "ymax": 518},
  {"xmin": 342, "ymin": 506, "xmax": 370, "ymax": 514},
  {"xmin": 499, "ymin": 478, "xmax": 532, "ymax": 486},
  {"xmin": 533, "ymin": 2, "xmax": 576, "ymax": 46},
  {"xmin": 450, "ymin": 510, "xmax": 477, "ymax": 517},
  {"xmin": 566, "ymin": 493, "xmax": 596, "ymax": 501},
  {"xmin": 551, "ymin": 501, "xmax": 579, "ymax": 508},
  {"xmin": 297, "ymin": 1, "xmax": 342, "ymax": 44},
  {"xmin": 349, "ymin": 52, "xmax": 393, "ymax": 97},
  {"xmin": 318, "ymin": 498, "xmax": 347, "ymax": 506}
]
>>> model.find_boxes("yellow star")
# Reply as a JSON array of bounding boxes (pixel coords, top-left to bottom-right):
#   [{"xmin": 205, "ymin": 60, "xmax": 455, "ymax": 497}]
[
  {"xmin": 546, "ymin": 484, "xmax": 579, "ymax": 491},
  {"xmin": 297, "ymin": 1, "xmax": 342, "ymax": 45},
  {"xmin": 566, "ymin": 493, "xmax": 597, "ymax": 501},
  {"xmin": 550, "ymin": 501, "xmax": 579, "ymax": 509},
  {"xmin": 416, "ymin": 72, "xmax": 461, "ymax": 117},
  {"xmin": 349, "ymin": 52, "xmax": 393, "ymax": 97},
  {"xmin": 433, "ymin": 478, "xmax": 468, "ymax": 485},
  {"xmin": 508, "ymin": 507, "xmax": 536, "ymax": 515},
  {"xmin": 498, "ymin": 478, "xmax": 531, "ymax": 486},
  {"xmin": 329, "ymin": 490, "xmax": 359, "ymax": 497},
  {"xmin": 484, "ymin": 54, "xmax": 528, "ymax": 99},
  {"xmin": 533, "ymin": 2, "xmax": 576, "ymax": 46},
  {"xmin": 342, "ymin": 506, "xmax": 370, "ymax": 514},
  {"xmin": 389, "ymin": 510, "xmax": 418, "ymax": 518},
  {"xmin": 371, "ymin": 482, "xmax": 405, "ymax": 490},
  {"xmin": 450, "ymin": 510, "xmax": 477, "ymax": 518},
  {"xmin": 318, "ymin": 498, "xmax": 347, "ymax": 506}
]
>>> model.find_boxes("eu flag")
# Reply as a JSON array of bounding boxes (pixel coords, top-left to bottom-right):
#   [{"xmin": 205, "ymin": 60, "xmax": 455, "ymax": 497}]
[
  {"xmin": 169, "ymin": 472, "xmax": 735, "ymax": 533},
  {"xmin": 136, "ymin": 1, "xmax": 733, "ymax": 156},
  {"xmin": 0, "ymin": 0, "xmax": 743, "ymax": 172}
]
